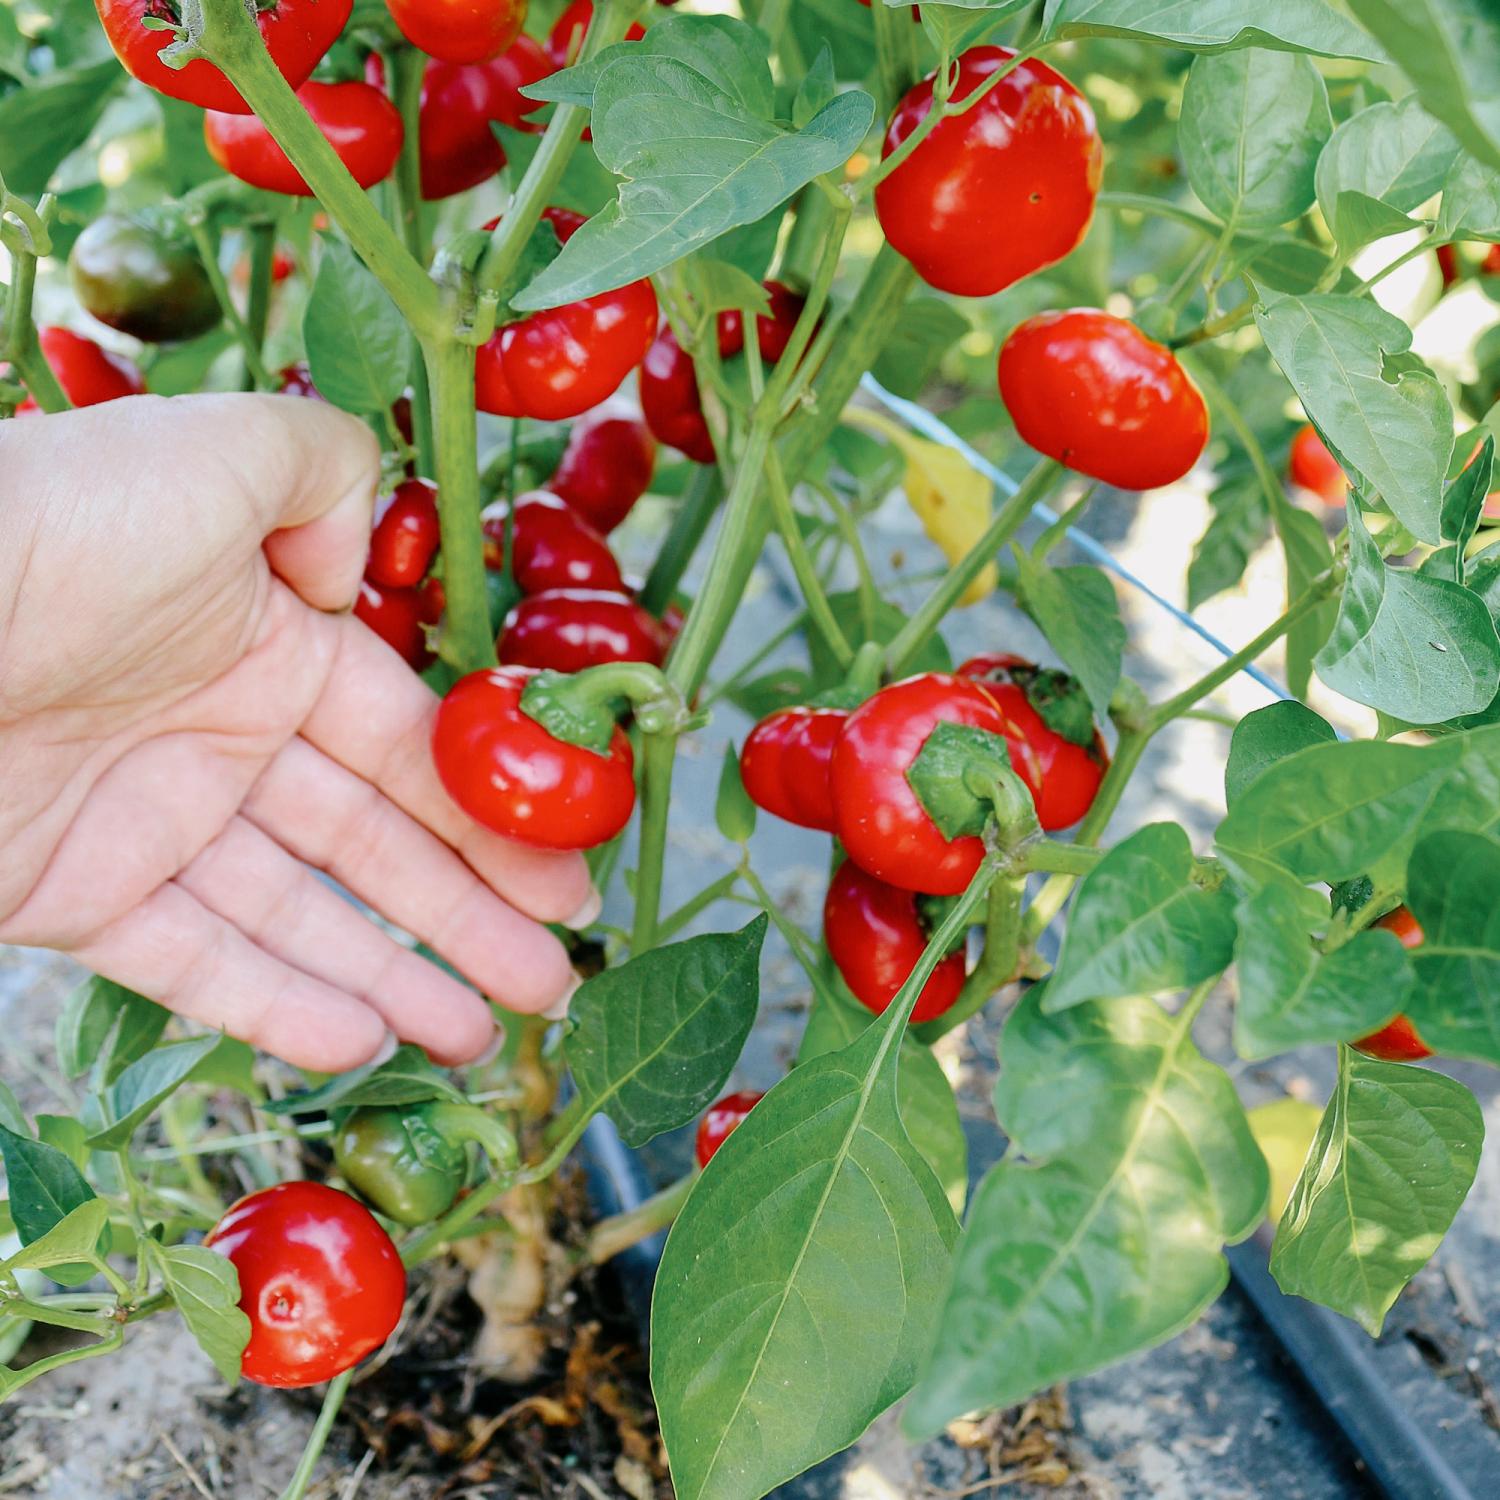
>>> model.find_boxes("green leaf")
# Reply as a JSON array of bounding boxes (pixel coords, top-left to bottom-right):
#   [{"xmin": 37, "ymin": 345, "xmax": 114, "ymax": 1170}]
[
  {"xmin": 807, "ymin": 590, "xmax": 951, "ymax": 686},
  {"xmin": 1041, "ymin": 0, "xmax": 1385, "ymax": 58},
  {"xmin": 1255, "ymin": 293, "xmax": 1453, "ymax": 543},
  {"xmin": 1436, "ymin": 150, "xmax": 1500, "ymax": 241},
  {"xmin": 0, "ymin": 1125, "xmax": 96, "ymax": 1247},
  {"xmin": 1277, "ymin": 501, "xmax": 1340, "ymax": 697},
  {"xmin": 1188, "ymin": 475, "xmax": 1270, "ymax": 611},
  {"xmin": 870, "ymin": 299, "xmax": 969, "ymax": 400},
  {"xmin": 793, "ymin": 44, "xmax": 837, "ymax": 130},
  {"xmin": 567, "ymin": 918, "xmax": 766, "ymax": 1147},
  {"xmin": 1225, "ymin": 701, "xmax": 1339, "ymax": 808},
  {"xmin": 304, "ymin": 239, "xmax": 409, "ymax": 415},
  {"xmin": 496, "ymin": 123, "xmax": 618, "ymax": 218},
  {"xmin": 1045, "ymin": 824, "xmax": 1239, "ymax": 1010},
  {"xmin": 262, "ymin": 1044, "xmax": 465, "ymax": 1116},
  {"xmin": 715, "ymin": 744, "xmax": 757, "ymax": 844},
  {"xmin": 4, "ymin": 1200, "xmax": 108, "ymax": 1274},
  {"xmin": 0, "ymin": 1082, "xmax": 25, "ymax": 1137},
  {"xmin": 1404, "ymin": 830, "xmax": 1500, "ymax": 1064},
  {"xmin": 514, "ymin": 57, "xmax": 874, "ymax": 309},
  {"xmin": 652, "ymin": 998, "xmax": 957, "ymax": 1500},
  {"xmin": 1270, "ymin": 1048, "xmax": 1481, "ymax": 1335},
  {"xmin": 1313, "ymin": 504, "xmax": 1500, "ymax": 722},
  {"xmin": 1347, "ymin": 0, "xmax": 1500, "ymax": 172},
  {"xmin": 144, "ymin": 1241, "xmax": 251, "ymax": 1387},
  {"xmin": 913, "ymin": 2, "xmax": 1032, "ymax": 61},
  {"xmin": 144, "ymin": 329, "xmax": 238, "ymax": 397},
  {"xmin": 905, "ymin": 990, "xmax": 1267, "ymax": 1435},
  {"xmin": 1180, "ymin": 50, "xmax": 1330, "ymax": 229},
  {"xmin": 1233, "ymin": 885, "xmax": 1414, "ymax": 1059},
  {"xmin": 1441, "ymin": 434, "xmax": 1493, "ymax": 575},
  {"xmin": 1012, "ymin": 556, "xmax": 1124, "ymax": 725},
  {"xmin": 86, "ymin": 1034, "xmax": 225, "ymax": 1151},
  {"xmin": 36, "ymin": 1116, "xmax": 88, "ymax": 1171},
  {"xmin": 0, "ymin": 60, "xmax": 123, "ymax": 196},
  {"xmin": 56, "ymin": 977, "xmax": 168, "ymax": 1083}
]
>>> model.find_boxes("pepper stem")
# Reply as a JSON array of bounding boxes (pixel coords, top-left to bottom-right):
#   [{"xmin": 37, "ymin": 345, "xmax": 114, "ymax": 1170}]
[{"xmin": 520, "ymin": 663, "xmax": 686, "ymax": 754}]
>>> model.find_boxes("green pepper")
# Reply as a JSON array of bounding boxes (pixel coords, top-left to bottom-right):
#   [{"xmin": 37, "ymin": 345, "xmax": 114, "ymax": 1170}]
[
  {"xmin": 333, "ymin": 1101, "xmax": 517, "ymax": 1227},
  {"xmin": 68, "ymin": 212, "xmax": 221, "ymax": 345}
]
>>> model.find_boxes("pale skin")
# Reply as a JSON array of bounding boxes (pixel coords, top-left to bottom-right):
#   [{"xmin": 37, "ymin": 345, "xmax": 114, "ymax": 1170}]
[{"xmin": 0, "ymin": 394, "xmax": 596, "ymax": 1072}]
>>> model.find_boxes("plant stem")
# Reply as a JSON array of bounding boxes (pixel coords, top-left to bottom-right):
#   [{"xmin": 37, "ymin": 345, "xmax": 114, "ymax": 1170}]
[
  {"xmin": 584, "ymin": 1171, "xmax": 697, "ymax": 1263},
  {"xmin": 913, "ymin": 871, "xmax": 1024, "ymax": 1043},
  {"xmin": 0, "ymin": 1327, "xmax": 122, "ymax": 1397},
  {"xmin": 638, "ymin": 466, "xmax": 722, "ymax": 616},
  {"xmin": 277, "ymin": 1370, "xmax": 354, "ymax": 1500},
  {"xmin": 1096, "ymin": 190, "xmax": 1225, "ymax": 241},
  {"xmin": 657, "ymin": 868, "xmax": 742, "ymax": 943},
  {"xmin": 2, "ymin": 223, "xmax": 68, "ymax": 412},
  {"xmin": 186, "ymin": 217, "xmax": 276, "ymax": 390},
  {"xmin": 884, "ymin": 456, "xmax": 1062, "ymax": 675},
  {"xmin": 630, "ymin": 730, "xmax": 678, "ymax": 953},
  {"xmin": 424, "ymin": 336, "xmax": 496, "ymax": 674},
  {"xmin": 242, "ymin": 219, "xmax": 276, "ymax": 391},
  {"xmin": 767, "ymin": 448, "xmax": 854, "ymax": 667},
  {"xmin": 1022, "ymin": 840, "xmax": 1106, "ymax": 876}
]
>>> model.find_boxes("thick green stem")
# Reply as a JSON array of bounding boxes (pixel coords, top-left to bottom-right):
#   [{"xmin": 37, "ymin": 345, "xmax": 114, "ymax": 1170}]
[
  {"xmin": 639, "ymin": 466, "xmax": 722, "ymax": 616},
  {"xmin": 4, "ymin": 225, "xmax": 68, "ymax": 412},
  {"xmin": 913, "ymin": 871, "xmax": 1024, "ymax": 1043},
  {"xmin": 0, "ymin": 1327, "xmax": 122, "ymax": 1398},
  {"xmin": 585, "ymin": 1171, "xmax": 696, "ymax": 1264},
  {"xmin": 767, "ymin": 448, "xmax": 853, "ymax": 667},
  {"xmin": 190, "ymin": 0, "xmax": 443, "ymax": 337},
  {"xmin": 242, "ymin": 219, "xmax": 276, "ymax": 391},
  {"xmin": 424, "ymin": 337, "xmax": 495, "ymax": 673},
  {"xmin": 884, "ymin": 456, "xmax": 1062, "ymax": 675},
  {"xmin": 277, "ymin": 1370, "xmax": 354, "ymax": 1500},
  {"xmin": 630, "ymin": 731, "xmax": 678, "ymax": 953}
]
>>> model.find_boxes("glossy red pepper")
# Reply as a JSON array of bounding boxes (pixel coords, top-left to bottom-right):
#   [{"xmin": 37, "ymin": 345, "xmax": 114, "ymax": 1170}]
[
  {"xmin": 95, "ymin": 0, "xmax": 352, "ymax": 114},
  {"xmin": 1288, "ymin": 424, "xmax": 1347, "ymax": 508},
  {"xmin": 717, "ymin": 279, "xmax": 809, "ymax": 365},
  {"xmin": 830, "ymin": 672, "xmax": 1014, "ymax": 896},
  {"xmin": 998, "ymin": 309, "xmax": 1210, "ymax": 490},
  {"xmin": 739, "ymin": 706, "xmax": 848, "ymax": 833},
  {"xmin": 1353, "ymin": 907, "xmax": 1433, "ymax": 1062},
  {"xmin": 368, "ymin": 480, "xmax": 441, "ymax": 590},
  {"xmin": 481, "ymin": 489, "xmax": 625, "ymax": 594},
  {"xmin": 639, "ymin": 326, "xmax": 715, "ymax": 464},
  {"xmin": 499, "ymin": 588, "xmax": 670, "ymax": 673},
  {"xmin": 205, "ymin": 81, "xmax": 404, "ymax": 197},
  {"xmin": 956, "ymin": 655, "xmax": 1107, "ymax": 831},
  {"xmin": 824, "ymin": 861, "xmax": 967, "ymax": 1024},
  {"xmin": 354, "ymin": 577, "xmax": 443, "ymax": 670},
  {"xmin": 876, "ymin": 47, "xmax": 1100, "ymax": 298},
  {"xmin": 695, "ymin": 1090, "xmax": 764, "ymax": 1168},
  {"xmin": 205, "ymin": 1182, "xmax": 405, "ymax": 1389},
  {"xmin": 548, "ymin": 408, "xmax": 658, "ymax": 533},
  {"xmin": 19, "ymin": 326, "xmax": 144, "ymax": 409},
  {"xmin": 476, "ymin": 209, "xmax": 658, "ymax": 421},
  {"xmin": 432, "ymin": 665, "xmax": 636, "ymax": 848},
  {"xmin": 386, "ymin": 0, "xmax": 526, "ymax": 64},
  {"xmin": 546, "ymin": 0, "xmax": 646, "ymax": 67}
]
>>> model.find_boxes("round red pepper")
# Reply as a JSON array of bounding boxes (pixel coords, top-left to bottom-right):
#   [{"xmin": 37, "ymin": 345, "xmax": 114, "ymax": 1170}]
[
  {"xmin": 205, "ymin": 81, "xmax": 404, "ymax": 197},
  {"xmin": 354, "ymin": 576, "xmax": 443, "ymax": 669},
  {"xmin": 368, "ymin": 480, "xmax": 441, "ymax": 590},
  {"xmin": 476, "ymin": 209, "xmax": 658, "ymax": 422},
  {"xmin": 20, "ymin": 326, "xmax": 144, "ymax": 409},
  {"xmin": 386, "ymin": 0, "xmax": 526, "ymax": 65},
  {"xmin": 695, "ymin": 1090, "xmax": 764, "ymax": 1169},
  {"xmin": 548, "ymin": 408, "xmax": 658, "ymax": 533},
  {"xmin": 956, "ymin": 655, "xmax": 1107, "ymax": 831},
  {"xmin": 998, "ymin": 309, "xmax": 1209, "ymax": 490},
  {"xmin": 739, "ymin": 706, "xmax": 848, "ymax": 833},
  {"xmin": 205, "ymin": 1182, "xmax": 406, "ymax": 1389},
  {"xmin": 499, "ymin": 588, "xmax": 670, "ymax": 673},
  {"xmin": 716, "ymin": 279, "xmax": 808, "ymax": 365},
  {"xmin": 1288, "ymin": 424, "xmax": 1347, "ymax": 508},
  {"xmin": 278, "ymin": 362, "xmax": 322, "ymax": 400},
  {"xmin": 639, "ymin": 326, "xmax": 715, "ymax": 464},
  {"xmin": 1353, "ymin": 906, "xmax": 1433, "ymax": 1061},
  {"xmin": 95, "ymin": 0, "xmax": 352, "ymax": 114},
  {"xmin": 824, "ymin": 860, "xmax": 967, "ymax": 1024},
  {"xmin": 481, "ymin": 489, "xmax": 625, "ymax": 594},
  {"xmin": 547, "ymin": 0, "xmax": 646, "ymax": 67},
  {"xmin": 830, "ymin": 672, "xmax": 1015, "ymax": 896},
  {"xmin": 876, "ymin": 47, "xmax": 1100, "ymax": 298},
  {"xmin": 433, "ymin": 665, "xmax": 636, "ymax": 848}
]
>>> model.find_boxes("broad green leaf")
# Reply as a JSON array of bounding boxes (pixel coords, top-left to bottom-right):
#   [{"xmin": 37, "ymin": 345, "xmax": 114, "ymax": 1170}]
[
  {"xmin": 1188, "ymin": 476, "xmax": 1269, "ymax": 611},
  {"xmin": 1405, "ymin": 830, "xmax": 1500, "ymax": 1064},
  {"xmin": 1255, "ymin": 294, "xmax": 1452, "ymax": 543},
  {"xmin": 1041, "ymin": 0, "xmax": 1385, "ymax": 58},
  {"xmin": 0, "ymin": 1126, "xmax": 96, "ymax": 1247},
  {"xmin": 870, "ymin": 298, "xmax": 970, "ymax": 400},
  {"xmin": 1436, "ymin": 150, "xmax": 1500, "ymax": 242},
  {"xmin": 1233, "ymin": 885, "xmax": 1414, "ymax": 1059},
  {"xmin": 1012, "ymin": 557, "xmax": 1124, "ymax": 725},
  {"xmin": 0, "ymin": 60, "xmax": 123, "ymax": 196},
  {"xmin": 86, "ymin": 1034, "xmax": 225, "ymax": 1151},
  {"xmin": 1314, "ymin": 97, "xmax": 1459, "ymax": 252},
  {"xmin": 793, "ymin": 44, "xmax": 837, "ymax": 130},
  {"xmin": 514, "ymin": 58, "xmax": 874, "ymax": 308},
  {"xmin": 1276, "ymin": 501, "xmax": 1340, "ymax": 698},
  {"xmin": 1270, "ymin": 1048, "xmax": 1481, "ymax": 1334},
  {"xmin": 304, "ymin": 239, "xmax": 409, "ymax": 414},
  {"xmin": 0, "ymin": 1082, "xmax": 24, "ymax": 1137},
  {"xmin": 4, "ymin": 1200, "xmax": 108, "ymax": 1274},
  {"xmin": 1440, "ymin": 434, "xmax": 1493, "ymax": 576},
  {"xmin": 905, "ymin": 990, "xmax": 1267, "ymax": 1435},
  {"xmin": 1045, "ymin": 824, "xmax": 1238, "ymax": 1010},
  {"xmin": 1314, "ymin": 505, "xmax": 1500, "ymax": 722},
  {"xmin": 567, "ymin": 918, "xmax": 766, "ymax": 1147},
  {"xmin": 715, "ymin": 744, "xmax": 757, "ymax": 844},
  {"xmin": 56, "ymin": 977, "xmax": 168, "ymax": 1083},
  {"xmin": 144, "ymin": 1241, "xmax": 251, "ymax": 1387},
  {"xmin": 36, "ymin": 1116, "xmax": 87, "ymax": 1171},
  {"xmin": 1180, "ymin": 50, "xmax": 1330, "ymax": 229},
  {"xmin": 912, "ymin": 2, "xmax": 1033, "ymax": 62},
  {"xmin": 1225, "ymin": 701, "xmax": 1338, "ymax": 808},
  {"xmin": 263, "ymin": 1044, "xmax": 465, "ymax": 1116},
  {"xmin": 652, "ymin": 998, "xmax": 957, "ymax": 1500},
  {"xmin": 1347, "ymin": 0, "xmax": 1500, "ymax": 171}
]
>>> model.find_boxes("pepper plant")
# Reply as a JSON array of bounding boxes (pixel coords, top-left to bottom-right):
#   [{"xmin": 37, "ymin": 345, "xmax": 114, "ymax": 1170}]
[{"xmin": 3, "ymin": 1, "xmax": 1500, "ymax": 1497}]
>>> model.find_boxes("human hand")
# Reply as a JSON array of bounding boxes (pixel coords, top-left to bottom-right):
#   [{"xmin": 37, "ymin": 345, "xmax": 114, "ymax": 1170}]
[{"xmin": 0, "ymin": 394, "xmax": 595, "ymax": 1071}]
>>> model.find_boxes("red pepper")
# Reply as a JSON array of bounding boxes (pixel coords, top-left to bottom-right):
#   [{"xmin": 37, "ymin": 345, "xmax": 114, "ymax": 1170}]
[
  {"xmin": 499, "ymin": 588, "xmax": 671, "ymax": 673},
  {"xmin": 695, "ymin": 1090, "xmax": 764, "ymax": 1168},
  {"xmin": 548, "ymin": 409, "xmax": 658, "ymax": 533},
  {"xmin": 739, "ymin": 706, "xmax": 848, "ymax": 832},
  {"xmin": 481, "ymin": 489, "xmax": 625, "ymax": 595},
  {"xmin": 1353, "ymin": 907, "xmax": 1433, "ymax": 1061},
  {"xmin": 368, "ymin": 480, "xmax": 441, "ymax": 590}
]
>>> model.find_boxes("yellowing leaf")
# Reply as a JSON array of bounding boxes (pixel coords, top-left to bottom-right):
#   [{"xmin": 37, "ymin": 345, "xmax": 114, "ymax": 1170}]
[
  {"xmin": 1247, "ymin": 1097, "xmax": 1323, "ymax": 1223},
  {"xmin": 846, "ymin": 409, "xmax": 997, "ymax": 605}
]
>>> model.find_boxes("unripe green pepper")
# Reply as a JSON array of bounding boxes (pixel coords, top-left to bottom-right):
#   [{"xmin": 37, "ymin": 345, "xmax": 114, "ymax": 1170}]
[
  {"xmin": 69, "ymin": 212, "xmax": 221, "ymax": 345},
  {"xmin": 334, "ymin": 1101, "xmax": 517, "ymax": 1227}
]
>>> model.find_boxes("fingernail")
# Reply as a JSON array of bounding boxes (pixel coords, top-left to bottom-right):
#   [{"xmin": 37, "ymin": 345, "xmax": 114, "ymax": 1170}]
[
  {"xmin": 564, "ymin": 885, "xmax": 603, "ymax": 931},
  {"xmin": 369, "ymin": 1030, "xmax": 399, "ymax": 1067},
  {"xmin": 543, "ymin": 971, "xmax": 583, "ymax": 1022},
  {"xmin": 472, "ymin": 1025, "xmax": 507, "ymax": 1068}
]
